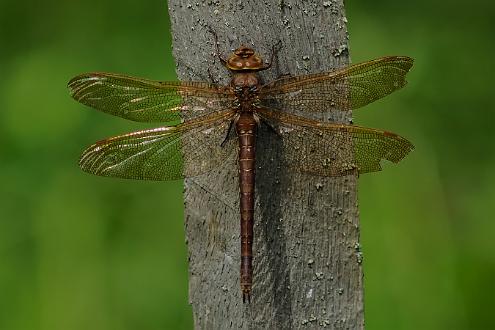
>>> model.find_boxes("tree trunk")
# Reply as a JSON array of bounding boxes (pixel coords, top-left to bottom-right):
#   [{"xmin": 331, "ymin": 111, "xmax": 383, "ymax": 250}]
[{"xmin": 167, "ymin": 1, "xmax": 364, "ymax": 329}]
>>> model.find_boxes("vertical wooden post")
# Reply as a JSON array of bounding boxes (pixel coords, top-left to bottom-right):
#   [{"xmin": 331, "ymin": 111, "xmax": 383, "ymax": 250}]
[{"xmin": 168, "ymin": 1, "xmax": 364, "ymax": 328}]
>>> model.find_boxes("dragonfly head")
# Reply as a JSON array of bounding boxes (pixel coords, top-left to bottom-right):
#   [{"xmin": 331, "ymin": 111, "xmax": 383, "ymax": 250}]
[{"xmin": 226, "ymin": 46, "xmax": 264, "ymax": 71}]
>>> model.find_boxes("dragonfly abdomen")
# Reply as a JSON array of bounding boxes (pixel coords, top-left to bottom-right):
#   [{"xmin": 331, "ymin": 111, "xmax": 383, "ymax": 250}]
[{"xmin": 236, "ymin": 112, "xmax": 257, "ymax": 303}]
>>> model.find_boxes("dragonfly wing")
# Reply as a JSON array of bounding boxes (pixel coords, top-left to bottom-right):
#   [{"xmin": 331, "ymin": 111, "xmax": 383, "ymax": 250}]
[
  {"xmin": 79, "ymin": 110, "xmax": 237, "ymax": 180},
  {"xmin": 257, "ymin": 108, "xmax": 413, "ymax": 176},
  {"xmin": 68, "ymin": 73, "xmax": 235, "ymax": 124},
  {"xmin": 259, "ymin": 56, "xmax": 413, "ymax": 114}
]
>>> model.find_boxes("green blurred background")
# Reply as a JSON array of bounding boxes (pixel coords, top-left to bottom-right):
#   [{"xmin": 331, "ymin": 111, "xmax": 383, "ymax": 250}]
[{"xmin": 0, "ymin": 0, "xmax": 493, "ymax": 329}]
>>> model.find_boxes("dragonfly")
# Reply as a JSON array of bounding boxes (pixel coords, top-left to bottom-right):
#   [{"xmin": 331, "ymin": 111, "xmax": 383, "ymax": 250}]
[{"xmin": 68, "ymin": 43, "xmax": 414, "ymax": 303}]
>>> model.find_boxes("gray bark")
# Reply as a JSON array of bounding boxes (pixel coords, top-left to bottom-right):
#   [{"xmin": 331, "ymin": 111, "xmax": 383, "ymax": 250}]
[{"xmin": 167, "ymin": 1, "xmax": 364, "ymax": 329}]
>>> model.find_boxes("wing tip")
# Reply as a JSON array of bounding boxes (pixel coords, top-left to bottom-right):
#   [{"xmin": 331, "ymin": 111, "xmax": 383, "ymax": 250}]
[
  {"xmin": 377, "ymin": 130, "xmax": 414, "ymax": 163},
  {"xmin": 78, "ymin": 142, "xmax": 103, "ymax": 175},
  {"xmin": 391, "ymin": 138, "xmax": 414, "ymax": 164},
  {"xmin": 375, "ymin": 55, "xmax": 414, "ymax": 76},
  {"xmin": 68, "ymin": 72, "xmax": 104, "ymax": 100},
  {"xmin": 68, "ymin": 72, "xmax": 97, "ymax": 87},
  {"xmin": 358, "ymin": 137, "xmax": 414, "ymax": 175}
]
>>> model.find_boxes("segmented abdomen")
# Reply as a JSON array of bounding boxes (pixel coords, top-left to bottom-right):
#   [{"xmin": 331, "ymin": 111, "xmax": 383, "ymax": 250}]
[{"xmin": 236, "ymin": 113, "xmax": 257, "ymax": 303}]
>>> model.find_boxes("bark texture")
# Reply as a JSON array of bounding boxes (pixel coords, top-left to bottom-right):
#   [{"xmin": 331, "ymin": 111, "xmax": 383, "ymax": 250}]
[{"xmin": 167, "ymin": 1, "xmax": 364, "ymax": 328}]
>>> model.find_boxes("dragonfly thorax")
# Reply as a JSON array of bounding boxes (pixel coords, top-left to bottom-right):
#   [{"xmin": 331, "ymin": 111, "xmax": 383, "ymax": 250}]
[
  {"xmin": 232, "ymin": 73, "xmax": 260, "ymax": 112},
  {"xmin": 232, "ymin": 72, "xmax": 260, "ymax": 88}
]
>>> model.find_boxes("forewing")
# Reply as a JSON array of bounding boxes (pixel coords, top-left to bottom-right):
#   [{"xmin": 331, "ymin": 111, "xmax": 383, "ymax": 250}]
[
  {"xmin": 79, "ymin": 111, "xmax": 237, "ymax": 180},
  {"xmin": 259, "ymin": 56, "xmax": 413, "ymax": 114},
  {"xmin": 257, "ymin": 108, "xmax": 413, "ymax": 176},
  {"xmin": 68, "ymin": 72, "xmax": 234, "ymax": 124}
]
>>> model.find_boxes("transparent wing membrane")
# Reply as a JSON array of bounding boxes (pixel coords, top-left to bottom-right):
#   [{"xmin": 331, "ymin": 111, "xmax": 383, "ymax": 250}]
[
  {"xmin": 68, "ymin": 73, "xmax": 235, "ymax": 124},
  {"xmin": 257, "ymin": 108, "xmax": 414, "ymax": 176},
  {"xmin": 260, "ymin": 56, "xmax": 413, "ymax": 114},
  {"xmin": 79, "ymin": 111, "xmax": 237, "ymax": 180}
]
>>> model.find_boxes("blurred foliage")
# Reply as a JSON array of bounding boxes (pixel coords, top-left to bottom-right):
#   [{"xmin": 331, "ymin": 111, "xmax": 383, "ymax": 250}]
[{"xmin": 0, "ymin": 0, "xmax": 493, "ymax": 329}]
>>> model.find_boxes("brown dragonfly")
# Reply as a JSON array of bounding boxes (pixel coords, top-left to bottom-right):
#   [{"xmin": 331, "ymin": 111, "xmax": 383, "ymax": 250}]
[{"xmin": 68, "ymin": 44, "xmax": 413, "ymax": 303}]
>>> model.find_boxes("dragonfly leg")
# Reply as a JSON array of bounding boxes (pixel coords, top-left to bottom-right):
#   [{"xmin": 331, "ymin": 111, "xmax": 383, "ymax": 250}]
[
  {"xmin": 253, "ymin": 112, "xmax": 261, "ymax": 127},
  {"xmin": 207, "ymin": 66, "xmax": 220, "ymax": 85},
  {"xmin": 221, "ymin": 117, "xmax": 237, "ymax": 147},
  {"xmin": 262, "ymin": 40, "xmax": 283, "ymax": 70},
  {"xmin": 206, "ymin": 26, "xmax": 227, "ymax": 66}
]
